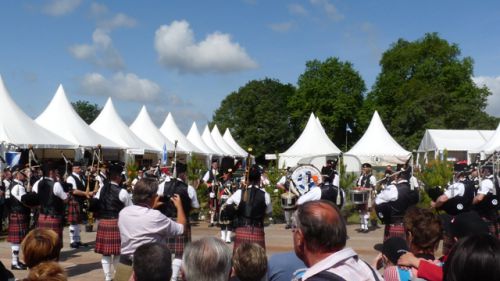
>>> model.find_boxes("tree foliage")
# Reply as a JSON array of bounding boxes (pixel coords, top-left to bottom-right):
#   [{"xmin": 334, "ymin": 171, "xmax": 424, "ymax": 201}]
[
  {"xmin": 72, "ymin": 100, "xmax": 101, "ymax": 124},
  {"xmin": 211, "ymin": 78, "xmax": 296, "ymax": 161},
  {"xmin": 289, "ymin": 57, "xmax": 366, "ymax": 148},
  {"xmin": 364, "ymin": 33, "xmax": 497, "ymax": 149}
]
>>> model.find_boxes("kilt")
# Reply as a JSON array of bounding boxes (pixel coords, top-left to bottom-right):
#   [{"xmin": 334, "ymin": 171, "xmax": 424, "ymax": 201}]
[
  {"xmin": 383, "ymin": 223, "xmax": 406, "ymax": 242},
  {"xmin": 234, "ymin": 225, "xmax": 265, "ymax": 252},
  {"xmin": 37, "ymin": 214, "xmax": 64, "ymax": 248},
  {"xmin": 7, "ymin": 212, "xmax": 29, "ymax": 244},
  {"xmin": 67, "ymin": 199, "xmax": 81, "ymax": 224},
  {"xmin": 95, "ymin": 218, "xmax": 121, "ymax": 256},
  {"xmin": 167, "ymin": 224, "xmax": 191, "ymax": 258}
]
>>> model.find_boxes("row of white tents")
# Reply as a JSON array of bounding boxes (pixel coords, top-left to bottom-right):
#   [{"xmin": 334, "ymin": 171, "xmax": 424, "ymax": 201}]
[{"xmin": 0, "ymin": 76, "xmax": 248, "ymax": 166}]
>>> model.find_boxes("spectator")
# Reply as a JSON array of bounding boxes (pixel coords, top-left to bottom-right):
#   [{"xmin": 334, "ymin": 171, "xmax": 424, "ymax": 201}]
[
  {"xmin": 292, "ymin": 200, "xmax": 381, "ymax": 280},
  {"xmin": 22, "ymin": 261, "xmax": 67, "ymax": 281},
  {"xmin": 115, "ymin": 178, "xmax": 185, "ymax": 281},
  {"xmin": 21, "ymin": 229, "xmax": 59, "ymax": 269},
  {"xmin": 231, "ymin": 242, "xmax": 267, "ymax": 281},
  {"xmin": 443, "ymin": 233, "xmax": 500, "ymax": 281},
  {"xmin": 132, "ymin": 242, "xmax": 172, "ymax": 281},
  {"xmin": 181, "ymin": 237, "xmax": 232, "ymax": 281},
  {"xmin": 267, "ymin": 251, "xmax": 306, "ymax": 281},
  {"xmin": 372, "ymin": 237, "xmax": 411, "ymax": 280},
  {"xmin": 0, "ymin": 261, "xmax": 15, "ymax": 281}
]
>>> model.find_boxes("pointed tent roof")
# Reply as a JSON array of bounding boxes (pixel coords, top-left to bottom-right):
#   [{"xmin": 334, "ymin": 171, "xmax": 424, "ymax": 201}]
[
  {"xmin": 347, "ymin": 111, "xmax": 411, "ymax": 165},
  {"xmin": 90, "ymin": 98, "xmax": 157, "ymax": 152},
  {"xmin": 477, "ymin": 122, "xmax": 500, "ymax": 154},
  {"xmin": 187, "ymin": 122, "xmax": 219, "ymax": 155},
  {"xmin": 36, "ymin": 85, "xmax": 121, "ymax": 148},
  {"xmin": 211, "ymin": 125, "xmax": 239, "ymax": 156},
  {"xmin": 202, "ymin": 125, "xmax": 226, "ymax": 155},
  {"xmin": 316, "ymin": 117, "xmax": 326, "ymax": 133},
  {"xmin": 223, "ymin": 128, "xmax": 247, "ymax": 157},
  {"xmin": 159, "ymin": 113, "xmax": 204, "ymax": 154},
  {"xmin": 129, "ymin": 106, "xmax": 178, "ymax": 153},
  {"xmin": 0, "ymin": 76, "xmax": 74, "ymax": 149},
  {"xmin": 278, "ymin": 113, "xmax": 341, "ymax": 167}
]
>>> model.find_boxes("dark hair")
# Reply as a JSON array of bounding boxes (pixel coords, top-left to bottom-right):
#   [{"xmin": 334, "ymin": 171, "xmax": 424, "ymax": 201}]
[
  {"xmin": 403, "ymin": 207, "xmax": 442, "ymax": 253},
  {"xmin": 248, "ymin": 165, "xmax": 261, "ymax": 183},
  {"xmin": 444, "ymin": 233, "xmax": 500, "ymax": 281},
  {"xmin": 132, "ymin": 178, "xmax": 158, "ymax": 204},
  {"xmin": 133, "ymin": 242, "xmax": 172, "ymax": 281},
  {"xmin": 295, "ymin": 200, "xmax": 347, "ymax": 252},
  {"xmin": 232, "ymin": 243, "xmax": 267, "ymax": 281}
]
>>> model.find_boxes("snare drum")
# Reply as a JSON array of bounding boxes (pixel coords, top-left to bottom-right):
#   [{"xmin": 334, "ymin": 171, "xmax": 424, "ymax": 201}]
[
  {"xmin": 350, "ymin": 189, "xmax": 370, "ymax": 205},
  {"xmin": 281, "ymin": 192, "xmax": 298, "ymax": 210}
]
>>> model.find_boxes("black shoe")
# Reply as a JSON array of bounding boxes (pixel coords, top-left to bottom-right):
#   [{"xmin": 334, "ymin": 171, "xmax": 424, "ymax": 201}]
[
  {"xmin": 70, "ymin": 242, "xmax": 80, "ymax": 249},
  {"xmin": 11, "ymin": 263, "xmax": 27, "ymax": 270},
  {"xmin": 209, "ymin": 223, "xmax": 214, "ymax": 227},
  {"xmin": 77, "ymin": 241, "xmax": 89, "ymax": 247},
  {"xmin": 285, "ymin": 225, "xmax": 291, "ymax": 229}
]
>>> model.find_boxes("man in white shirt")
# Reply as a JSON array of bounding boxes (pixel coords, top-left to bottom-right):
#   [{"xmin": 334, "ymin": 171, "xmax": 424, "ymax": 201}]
[
  {"xmin": 355, "ymin": 163, "xmax": 377, "ymax": 233},
  {"xmin": 202, "ymin": 159, "xmax": 219, "ymax": 227},
  {"xmin": 66, "ymin": 161, "xmax": 89, "ymax": 248},
  {"xmin": 473, "ymin": 166, "xmax": 499, "ymax": 238}
]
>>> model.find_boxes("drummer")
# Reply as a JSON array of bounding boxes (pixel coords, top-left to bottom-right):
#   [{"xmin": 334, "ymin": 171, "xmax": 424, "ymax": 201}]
[
  {"xmin": 296, "ymin": 175, "xmax": 321, "ymax": 205},
  {"xmin": 355, "ymin": 163, "xmax": 377, "ymax": 233},
  {"xmin": 276, "ymin": 167, "xmax": 295, "ymax": 229}
]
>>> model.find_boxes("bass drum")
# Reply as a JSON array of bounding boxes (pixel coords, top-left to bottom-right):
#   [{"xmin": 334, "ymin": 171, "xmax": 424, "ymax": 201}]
[{"xmin": 289, "ymin": 164, "xmax": 323, "ymax": 196}]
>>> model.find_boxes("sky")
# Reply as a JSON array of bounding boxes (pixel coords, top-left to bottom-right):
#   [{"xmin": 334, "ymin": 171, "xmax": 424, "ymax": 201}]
[{"xmin": 1, "ymin": 0, "xmax": 500, "ymax": 133}]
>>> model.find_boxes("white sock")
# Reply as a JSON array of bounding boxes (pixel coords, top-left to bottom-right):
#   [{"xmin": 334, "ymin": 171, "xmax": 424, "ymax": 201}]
[
  {"xmin": 285, "ymin": 211, "xmax": 292, "ymax": 226},
  {"xmin": 364, "ymin": 214, "xmax": 370, "ymax": 229},
  {"xmin": 11, "ymin": 244, "xmax": 20, "ymax": 265},
  {"xmin": 226, "ymin": 231, "xmax": 232, "ymax": 242},
  {"xmin": 102, "ymin": 255, "xmax": 113, "ymax": 281},
  {"xmin": 210, "ymin": 212, "xmax": 215, "ymax": 224},
  {"xmin": 69, "ymin": 224, "xmax": 76, "ymax": 243},
  {"xmin": 112, "ymin": 254, "xmax": 120, "ymax": 278},
  {"xmin": 360, "ymin": 215, "xmax": 364, "ymax": 229},
  {"xmin": 221, "ymin": 230, "xmax": 226, "ymax": 240},
  {"xmin": 74, "ymin": 224, "xmax": 81, "ymax": 242},
  {"xmin": 171, "ymin": 258, "xmax": 182, "ymax": 281}
]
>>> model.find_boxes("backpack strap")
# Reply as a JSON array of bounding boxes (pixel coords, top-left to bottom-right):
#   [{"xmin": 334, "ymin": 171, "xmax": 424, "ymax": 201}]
[
  {"xmin": 306, "ymin": 270, "xmax": 346, "ymax": 281},
  {"xmin": 362, "ymin": 260, "xmax": 381, "ymax": 281}
]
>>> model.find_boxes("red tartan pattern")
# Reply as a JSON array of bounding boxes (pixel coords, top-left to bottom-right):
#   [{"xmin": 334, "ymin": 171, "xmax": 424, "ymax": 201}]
[
  {"xmin": 37, "ymin": 214, "xmax": 63, "ymax": 248},
  {"xmin": 7, "ymin": 213, "xmax": 29, "ymax": 244},
  {"xmin": 233, "ymin": 225, "xmax": 265, "ymax": 253},
  {"xmin": 67, "ymin": 199, "xmax": 81, "ymax": 224},
  {"xmin": 383, "ymin": 223, "xmax": 406, "ymax": 242},
  {"xmin": 167, "ymin": 224, "xmax": 191, "ymax": 258},
  {"xmin": 95, "ymin": 219, "xmax": 121, "ymax": 256}
]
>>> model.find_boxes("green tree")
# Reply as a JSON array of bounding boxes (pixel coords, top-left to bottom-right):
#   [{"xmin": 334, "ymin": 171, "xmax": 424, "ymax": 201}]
[
  {"xmin": 72, "ymin": 100, "xmax": 101, "ymax": 124},
  {"xmin": 365, "ymin": 33, "xmax": 497, "ymax": 149},
  {"xmin": 289, "ymin": 57, "xmax": 366, "ymax": 148},
  {"xmin": 211, "ymin": 78, "xmax": 296, "ymax": 162}
]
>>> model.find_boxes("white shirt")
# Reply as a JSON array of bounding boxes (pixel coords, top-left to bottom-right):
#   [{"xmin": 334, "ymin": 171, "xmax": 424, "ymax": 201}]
[
  {"xmin": 202, "ymin": 169, "xmax": 218, "ymax": 183},
  {"xmin": 32, "ymin": 177, "xmax": 68, "ymax": 200},
  {"xmin": 301, "ymin": 247, "xmax": 382, "ymax": 281},
  {"xmin": 96, "ymin": 173, "xmax": 107, "ymax": 189},
  {"xmin": 410, "ymin": 176, "xmax": 419, "ymax": 189},
  {"xmin": 375, "ymin": 184, "xmax": 398, "ymax": 205},
  {"xmin": 158, "ymin": 178, "xmax": 200, "ymax": 208},
  {"xmin": 95, "ymin": 181, "xmax": 132, "ymax": 207},
  {"xmin": 226, "ymin": 187, "xmax": 273, "ymax": 215},
  {"xmin": 2, "ymin": 179, "xmax": 10, "ymax": 189},
  {"xmin": 478, "ymin": 176, "xmax": 495, "ymax": 195},
  {"xmin": 277, "ymin": 176, "xmax": 286, "ymax": 186},
  {"xmin": 10, "ymin": 179, "xmax": 26, "ymax": 201},
  {"xmin": 66, "ymin": 172, "xmax": 82, "ymax": 190},
  {"xmin": 297, "ymin": 186, "xmax": 322, "ymax": 205},
  {"xmin": 444, "ymin": 182, "xmax": 465, "ymax": 199},
  {"xmin": 357, "ymin": 174, "xmax": 376, "ymax": 187}
]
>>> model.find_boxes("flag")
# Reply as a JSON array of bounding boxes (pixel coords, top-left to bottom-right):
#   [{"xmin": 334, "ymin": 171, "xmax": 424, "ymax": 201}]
[
  {"xmin": 162, "ymin": 143, "xmax": 168, "ymax": 166},
  {"xmin": 346, "ymin": 124, "xmax": 352, "ymax": 133},
  {"xmin": 6, "ymin": 151, "xmax": 21, "ymax": 167}
]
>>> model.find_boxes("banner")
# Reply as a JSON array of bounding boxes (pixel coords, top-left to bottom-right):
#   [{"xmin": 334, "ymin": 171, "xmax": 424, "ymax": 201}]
[{"xmin": 6, "ymin": 151, "xmax": 21, "ymax": 167}]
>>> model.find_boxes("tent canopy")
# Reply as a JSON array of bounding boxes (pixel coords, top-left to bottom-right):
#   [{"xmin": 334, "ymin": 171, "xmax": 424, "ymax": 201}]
[
  {"xmin": 36, "ymin": 85, "xmax": 121, "ymax": 148},
  {"xmin": 187, "ymin": 122, "xmax": 219, "ymax": 155},
  {"xmin": 129, "ymin": 106, "xmax": 178, "ymax": 153},
  {"xmin": 347, "ymin": 111, "xmax": 411, "ymax": 166},
  {"xmin": 419, "ymin": 129, "xmax": 495, "ymax": 153},
  {"xmin": 201, "ymin": 125, "xmax": 226, "ymax": 156},
  {"xmin": 211, "ymin": 125, "xmax": 239, "ymax": 157},
  {"xmin": 223, "ymin": 128, "xmax": 248, "ymax": 157},
  {"xmin": 90, "ymin": 98, "xmax": 158, "ymax": 153},
  {"xmin": 159, "ymin": 113, "xmax": 204, "ymax": 154},
  {"xmin": 0, "ymin": 76, "xmax": 75, "ymax": 149},
  {"xmin": 476, "ymin": 123, "xmax": 500, "ymax": 154}
]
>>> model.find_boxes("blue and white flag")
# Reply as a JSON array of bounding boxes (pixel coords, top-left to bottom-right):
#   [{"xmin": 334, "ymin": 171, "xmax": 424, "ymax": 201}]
[
  {"xmin": 346, "ymin": 124, "xmax": 352, "ymax": 133},
  {"xmin": 162, "ymin": 143, "xmax": 168, "ymax": 166},
  {"xmin": 6, "ymin": 151, "xmax": 21, "ymax": 167}
]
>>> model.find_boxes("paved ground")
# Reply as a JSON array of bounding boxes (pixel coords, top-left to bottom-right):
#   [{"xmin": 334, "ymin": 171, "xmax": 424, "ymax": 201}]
[{"xmin": 0, "ymin": 222, "xmax": 385, "ymax": 280}]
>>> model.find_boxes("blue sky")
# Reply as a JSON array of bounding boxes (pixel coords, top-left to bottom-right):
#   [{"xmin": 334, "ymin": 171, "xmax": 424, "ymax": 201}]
[{"xmin": 1, "ymin": 0, "xmax": 500, "ymax": 133}]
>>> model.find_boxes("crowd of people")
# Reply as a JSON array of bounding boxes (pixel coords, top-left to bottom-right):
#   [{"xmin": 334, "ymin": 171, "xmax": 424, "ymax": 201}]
[{"xmin": 0, "ymin": 154, "xmax": 499, "ymax": 281}]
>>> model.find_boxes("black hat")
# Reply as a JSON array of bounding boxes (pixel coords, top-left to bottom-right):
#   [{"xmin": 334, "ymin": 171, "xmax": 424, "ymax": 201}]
[
  {"xmin": 211, "ymin": 159, "xmax": 218, "ymax": 164},
  {"xmin": 449, "ymin": 211, "xmax": 489, "ymax": 239},
  {"xmin": 176, "ymin": 161, "xmax": 187, "ymax": 174},
  {"xmin": 248, "ymin": 164, "xmax": 261, "ymax": 182},
  {"xmin": 362, "ymin": 163, "xmax": 372, "ymax": 168},
  {"xmin": 374, "ymin": 237, "xmax": 409, "ymax": 265},
  {"xmin": 109, "ymin": 163, "xmax": 124, "ymax": 177},
  {"xmin": 72, "ymin": 160, "xmax": 82, "ymax": 167}
]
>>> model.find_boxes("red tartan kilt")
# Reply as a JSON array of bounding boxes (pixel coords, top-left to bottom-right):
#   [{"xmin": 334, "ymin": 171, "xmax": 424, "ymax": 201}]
[
  {"xmin": 67, "ymin": 199, "xmax": 81, "ymax": 224},
  {"xmin": 234, "ymin": 226, "xmax": 265, "ymax": 253},
  {"xmin": 167, "ymin": 224, "xmax": 191, "ymax": 258},
  {"xmin": 37, "ymin": 214, "xmax": 64, "ymax": 247},
  {"xmin": 95, "ymin": 219, "xmax": 121, "ymax": 255},
  {"xmin": 8, "ymin": 213, "xmax": 29, "ymax": 244},
  {"xmin": 383, "ymin": 223, "xmax": 406, "ymax": 242}
]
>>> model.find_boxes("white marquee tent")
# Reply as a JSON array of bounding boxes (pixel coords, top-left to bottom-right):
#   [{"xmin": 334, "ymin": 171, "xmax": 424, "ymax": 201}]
[
  {"xmin": 187, "ymin": 122, "xmax": 219, "ymax": 155},
  {"xmin": 202, "ymin": 125, "xmax": 226, "ymax": 156},
  {"xmin": 159, "ymin": 113, "xmax": 204, "ymax": 155},
  {"xmin": 36, "ymin": 85, "xmax": 121, "ymax": 148},
  {"xmin": 475, "ymin": 123, "xmax": 500, "ymax": 154},
  {"xmin": 90, "ymin": 98, "xmax": 157, "ymax": 154},
  {"xmin": 0, "ymin": 76, "xmax": 74, "ymax": 149},
  {"xmin": 129, "ymin": 106, "xmax": 178, "ymax": 153},
  {"xmin": 211, "ymin": 125, "xmax": 239, "ymax": 157},
  {"xmin": 223, "ymin": 128, "xmax": 248, "ymax": 157},
  {"xmin": 347, "ymin": 111, "xmax": 411, "ymax": 166}
]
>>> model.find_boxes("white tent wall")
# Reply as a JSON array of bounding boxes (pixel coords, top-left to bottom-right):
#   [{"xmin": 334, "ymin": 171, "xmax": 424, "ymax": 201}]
[{"xmin": 475, "ymin": 123, "xmax": 500, "ymax": 154}]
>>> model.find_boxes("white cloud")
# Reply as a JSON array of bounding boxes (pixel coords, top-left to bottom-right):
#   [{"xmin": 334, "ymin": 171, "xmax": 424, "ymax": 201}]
[
  {"xmin": 90, "ymin": 2, "xmax": 107, "ymax": 16},
  {"xmin": 269, "ymin": 22, "xmax": 293, "ymax": 32},
  {"xmin": 42, "ymin": 0, "xmax": 82, "ymax": 16},
  {"xmin": 473, "ymin": 76, "xmax": 500, "ymax": 117},
  {"xmin": 289, "ymin": 3, "xmax": 308, "ymax": 16},
  {"xmin": 154, "ymin": 20, "xmax": 258, "ymax": 73},
  {"xmin": 80, "ymin": 72, "xmax": 161, "ymax": 102},
  {"xmin": 310, "ymin": 0, "xmax": 344, "ymax": 21},
  {"xmin": 98, "ymin": 13, "xmax": 137, "ymax": 30}
]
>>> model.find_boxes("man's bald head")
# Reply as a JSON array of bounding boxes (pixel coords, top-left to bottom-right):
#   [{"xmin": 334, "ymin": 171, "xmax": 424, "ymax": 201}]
[{"xmin": 294, "ymin": 200, "xmax": 347, "ymax": 253}]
